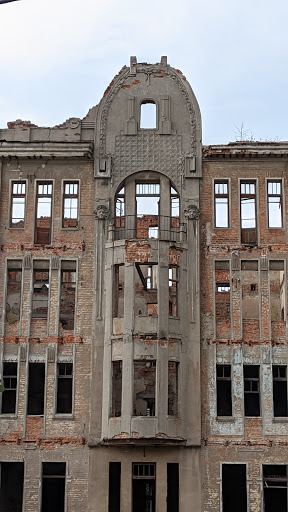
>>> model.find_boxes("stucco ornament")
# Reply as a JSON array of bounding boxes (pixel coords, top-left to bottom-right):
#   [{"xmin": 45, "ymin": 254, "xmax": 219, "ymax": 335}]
[
  {"xmin": 94, "ymin": 205, "xmax": 109, "ymax": 220},
  {"xmin": 184, "ymin": 204, "xmax": 200, "ymax": 220}
]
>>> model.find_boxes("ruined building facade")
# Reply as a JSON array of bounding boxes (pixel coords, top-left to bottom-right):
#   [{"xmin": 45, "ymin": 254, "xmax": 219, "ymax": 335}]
[{"xmin": 0, "ymin": 57, "xmax": 287, "ymax": 511}]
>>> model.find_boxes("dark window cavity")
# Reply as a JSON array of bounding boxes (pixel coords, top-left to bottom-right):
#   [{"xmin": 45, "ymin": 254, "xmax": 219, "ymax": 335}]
[
  {"xmin": 56, "ymin": 363, "xmax": 73, "ymax": 414},
  {"xmin": 41, "ymin": 462, "xmax": 65, "ymax": 512},
  {"xmin": 168, "ymin": 361, "xmax": 178, "ymax": 416},
  {"xmin": 1, "ymin": 362, "xmax": 17, "ymax": 414},
  {"xmin": 140, "ymin": 101, "xmax": 156, "ymax": 129},
  {"xmin": 214, "ymin": 180, "xmax": 229, "ymax": 228},
  {"xmin": 273, "ymin": 366, "xmax": 288, "ymax": 417},
  {"xmin": 113, "ymin": 264, "xmax": 124, "ymax": 318},
  {"xmin": 263, "ymin": 465, "xmax": 287, "ymax": 512},
  {"xmin": 135, "ymin": 263, "xmax": 158, "ymax": 317},
  {"xmin": 244, "ymin": 365, "xmax": 260, "ymax": 417},
  {"xmin": 171, "ymin": 186, "xmax": 180, "ymax": 229},
  {"xmin": 59, "ymin": 261, "xmax": 76, "ymax": 330},
  {"xmin": 215, "ymin": 261, "xmax": 231, "ymax": 339},
  {"xmin": 111, "ymin": 361, "xmax": 122, "ymax": 417},
  {"xmin": 222, "ymin": 464, "xmax": 247, "ymax": 512},
  {"xmin": 0, "ymin": 462, "xmax": 24, "ymax": 512},
  {"xmin": 216, "ymin": 365, "xmax": 232, "ymax": 417},
  {"xmin": 169, "ymin": 266, "xmax": 178, "ymax": 317},
  {"xmin": 63, "ymin": 181, "xmax": 79, "ymax": 228},
  {"xmin": 10, "ymin": 181, "xmax": 26, "ymax": 228},
  {"xmin": 35, "ymin": 181, "xmax": 53, "ymax": 244},
  {"xmin": 109, "ymin": 462, "xmax": 121, "ymax": 512},
  {"xmin": 132, "ymin": 463, "xmax": 156, "ymax": 512},
  {"xmin": 167, "ymin": 463, "xmax": 179, "ymax": 512},
  {"xmin": 32, "ymin": 265, "xmax": 49, "ymax": 319},
  {"xmin": 240, "ymin": 180, "xmax": 257, "ymax": 244},
  {"xmin": 27, "ymin": 363, "xmax": 45, "ymax": 416},
  {"xmin": 134, "ymin": 361, "xmax": 156, "ymax": 416},
  {"xmin": 6, "ymin": 261, "xmax": 22, "ymax": 324},
  {"xmin": 267, "ymin": 180, "xmax": 282, "ymax": 228},
  {"xmin": 241, "ymin": 261, "xmax": 259, "ymax": 340}
]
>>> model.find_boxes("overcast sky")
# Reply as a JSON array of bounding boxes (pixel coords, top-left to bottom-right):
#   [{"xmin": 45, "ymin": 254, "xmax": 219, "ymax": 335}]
[{"xmin": 1, "ymin": 0, "xmax": 287, "ymax": 144}]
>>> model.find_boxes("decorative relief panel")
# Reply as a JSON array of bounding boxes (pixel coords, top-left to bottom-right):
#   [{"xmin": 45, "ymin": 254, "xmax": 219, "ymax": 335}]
[{"xmin": 113, "ymin": 133, "xmax": 182, "ymax": 187}]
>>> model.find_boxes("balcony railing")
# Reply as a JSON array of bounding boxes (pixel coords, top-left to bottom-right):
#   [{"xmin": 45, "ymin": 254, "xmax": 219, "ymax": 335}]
[{"xmin": 112, "ymin": 215, "xmax": 186, "ymax": 242}]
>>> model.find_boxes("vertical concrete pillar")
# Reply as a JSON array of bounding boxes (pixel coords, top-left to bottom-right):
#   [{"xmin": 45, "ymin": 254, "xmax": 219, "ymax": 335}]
[
  {"xmin": 121, "ymin": 262, "xmax": 135, "ymax": 432},
  {"xmin": 261, "ymin": 256, "xmax": 269, "ymax": 341},
  {"xmin": 121, "ymin": 459, "xmax": 132, "ymax": 512},
  {"xmin": 231, "ymin": 252, "xmax": 241, "ymax": 341},
  {"xmin": 156, "ymin": 459, "xmax": 167, "ymax": 512}
]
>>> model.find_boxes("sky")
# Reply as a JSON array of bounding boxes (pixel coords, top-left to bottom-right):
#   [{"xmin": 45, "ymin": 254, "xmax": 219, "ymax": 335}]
[{"xmin": 0, "ymin": 0, "xmax": 288, "ymax": 144}]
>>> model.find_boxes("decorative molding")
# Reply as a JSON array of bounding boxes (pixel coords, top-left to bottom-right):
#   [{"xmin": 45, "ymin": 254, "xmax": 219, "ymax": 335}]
[
  {"xmin": 51, "ymin": 256, "xmax": 59, "ymax": 270},
  {"xmin": 184, "ymin": 204, "xmax": 200, "ymax": 220},
  {"xmin": 47, "ymin": 346, "xmax": 55, "ymax": 363},
  {"xmin": 24, "ymin": 253, "xmax": 31, "ymax": 269},
  {"xmin": 231, "ymin": 251, "xmax": 240, "ymax": 271},
  {"xmin": 94, "ymin": 205, "xmax": 109, "ymax": 220}
]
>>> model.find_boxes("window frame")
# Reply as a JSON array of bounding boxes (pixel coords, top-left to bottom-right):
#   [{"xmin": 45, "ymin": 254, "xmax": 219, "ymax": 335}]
[
  {"xmin": 55, "ymin": 361, "xmax": 74, "ymax": 416},
  {"xmin": 213, "ymin": 179, "xmax": 230, "ymax": 229},
  {"xmin": 34, "ymin": 180, "xmax": 54, "ymax": 245},
  {"xmin": 9, "ymin": 179, "xmax": 27, "ymax": 229},
  {"xmin": 216, "ymin": 364, "xmax": 233, "ymax": 417},
  {"xmin": 59, "ymin": 260, "xmax": 77, "ymax": 332},
  {"xmin": 239, "ymin": 179, "xmax": 258, "ymax": 245},
  {"xmin": 62, "ymin": 180, "xmax": 80, "ymax": 230},
  {"xmin": 243, "ymin": 365, "xmax": 261, "ymax": 417},
  {"xmin": 0, "ymin": 360, "xmax": 18, "ymax": 416},
  {"xmin": 266, "ymin": 178, "xmax": 284, "ymax": 229}
]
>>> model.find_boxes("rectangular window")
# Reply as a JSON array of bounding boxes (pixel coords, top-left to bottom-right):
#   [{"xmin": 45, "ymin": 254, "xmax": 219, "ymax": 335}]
[
  {"xmin": 113, "ymin": 264, "xmax": 124, "ymax": 318},
  {"xmin": 1, "ymin": 362, "xmax": 17, "ymax": 414},
  {"xmin": 244, "ymin": 365, "xmax": 260, "ymax": 417},
  {"xmin": 214, "ymin": 180, "xmax": 229, "ymax": 228},
  {"xmin": 56, "ymin": 363, "xmax": 73, "ymax": 414},
  {"xmin": 41, "ymin": 462, "xmax": 65, "ymax": 512},
  {"xmin": 270, "ymin": 260, "xmax": 286, "ymax": 341},
  {"xmin": 0, "ymin": 462, "xmax": 24, "ymax": 512},
  {"xmin": 109, "ymin": 462, "xmax": 121, "ymax": 512},
  {"xmin": 10, "ymin": 181, "xmax": 26, "ymax": 228},
  {"xmin": 27, "ymin": 363, "xmax": 45, "ymax": 416},
  {"xmin": 169, "ymin": 266, "xmax": 178, "ymax": 317},
  {"xmin": 167, "ymin": 463, "xmax": 179, "ymax": 512},
  {"xmin": 32, "ymin": 264, "xmax": 49, "ymax": 319},
  {"xmin": 111, "ymin": 361, "xmax": 122, "ymax": 417},
  {"xmin": 215, "ymin": 261, "xmax": 231, "ymax": 339},
  {"xmin": 241, "ymin": 261, "xmax": 259, "ymax": 341},
  {"xmin": 171, "ymin": 186, "xmax": 180, "ymax": 229},
  {"xmin": 132, "ymin": 463, "xmax": 156, "ymax": 512},
  {"xmin": 168, "ymin": 361, "xmax": 178, "ymax": 416},
  {"xmin": 136, "ymin": 183, "xmax": 160, "ymax": 239},
  {"xmin": 267, "ymin": 180, "xmax": 283, "ymax": 228},
  {"xmin": 216, "ymin": 365, "xmax": 232, "ymax": 416},
  {"xmin": 134, "ymin": 361, "xmax": 156, "ymax": 416},
  {"xmin": 135, "ymin": 264, "xmax": 158, "ymax": 317},
  {"xmin": 59, "ymin": 261, "xmax": 76, "ymax": 330},
  {"xmin": 6, "ymin": 261, "xmax": 22, "ymax": 324},
  {"xmin": 273, "ymin": 366, "xmax": 288, "ymax": 417},
  {"xmin": 63, "ymin": 181, "xmax": 79, "ymax": 228},
  {"xmin": 240, "ymin": 180, "xmax": 257, "ymax": 244},
  {"xmin": 263, "ymin": 465, "xmax": 287, "ymax": 512},
  {"xmin": 35, "ymin": 181, "xmax": 53, "ymax": 244},
  {"xmin": 222, "ymin": 464, "xmax": 247, "ymax": 512}
]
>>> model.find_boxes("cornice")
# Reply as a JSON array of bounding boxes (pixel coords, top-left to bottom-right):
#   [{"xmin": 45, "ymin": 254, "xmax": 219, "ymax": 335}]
[{"xmin": 0, "ymin": 142, "xmax": 93, "ymax": 159}]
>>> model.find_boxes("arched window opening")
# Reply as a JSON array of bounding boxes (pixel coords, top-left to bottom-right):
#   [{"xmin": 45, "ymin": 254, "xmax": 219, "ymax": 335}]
[
  {"xmin": 140, "ymin": 101, "xmax": 157, "ymax": 129},
  {"xmin": 136, "ymin": 183, "xmax": 160, "ymax": 239}
]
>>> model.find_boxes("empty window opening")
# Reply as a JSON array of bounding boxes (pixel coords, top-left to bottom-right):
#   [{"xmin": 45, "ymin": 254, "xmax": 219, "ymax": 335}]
[
  {"xmin": 215, "ymin": 261, "xmax": 231, "ymax": 339},
  {"xmin": 167, "ymin": 463, "xmax": 179, "ymax": 512},
  {"xmin": 59, "ymin": 262, "xmax": 76, "ymax": 330},
  {"xmin": 35, "ymin": 182, "xmax": 53, "ymax": 244},
  {"xmin": 56, "ymin": 363, "xmax": 73, "ymax": 414},
  {"xmin": 113, "ymin": 265, "xmax": 124, "ymax": 318},
  {"xmin": 222, "ymin": 464, "xmax": 247, "ymax": 512},
  {"xmin": 10, "ymin": 181, "xmax": 26, "ymax": 228},
  {"xmin": 169, "ymin": 266, "xmax": 178, "ymax": 317},
  {"xmin": 111, "ymin": 361, "xmax": 122, "ymax": 417},
  {"xmin": 241, "ymin": 261, "xmax": 259, "ymax": 341},
  {"xmin": 168, "ymin": 361, "xmax": 178, "ymax": 416},
  {"xmin": 109, "ymin": 462, "xmax": 121, "ymax": 512},
  {"xmin": 240, "ymin": 181, "xmax": 257, "ymax": 244},
  {"xmin": 6, "ymin": 262, "xmax": 22, "ymax": 324},
  {"xmin": 214, "ymin": 181, "xmax": 229, "ymax": 228},
  {"xmin": 32, "ymin": 265, "xmax": 49, "ymax": 319},
  {"xmin": 135, "ymin": 264, "xmax": 158, "ymax": 317},
  {"xmin": 216, "ymin": 365, "xmax": 232, "ymax": 417},
  {"xmin": 273, "ymin": 366, "xmax": 288, "ymax": 417},
  {"xmin": 115, "ymin": 187, "xmax": 125, "ymax": 227},
  {"xmin": 41, "ymin": 462, "xmax": 65, "ymax": 512},
  {"xmin": 0, "ymin": 462, "xmax": 24, "ymax": 512},
  {"xmin": 132, "ymin": 463, "xmax": 156, "ymax": 512},
  {"xmin": 140, "ymin": 101, "xmax": 156, "ymax": 129},
  {"xmin": 63, "ymin": 181, "xmax": 79, "ymax": 228},
  {"xmin": 134, "ymin": 361, "xmax": 156, "ymax": 416},
  {"xmin": 270, "ymin": 260, "xmax": 286, "ymax": 341},
  {"xmin": 136, "ymin": 183, "xmax": 160, "ymax": 239},
  {"xmin": 267, "ymin": 180, "xmax": 283, "ymax": 228},
  {"xmin": 171, "ymin": 186, "xmax": 180, "ymax": 228},
  {"xmin": 1, "ymin": 362, "xmax": 17, "ymax": 414},
  {"xmin": 244, "ymin": 365, "xmax": 260, "ymax": 417},
  {"xmin": 27, "ymin": 362, "xmax": 45, "ymax": 416},
  {"xmin": 263, "ymin": 465, "xmax": 287, "ymax": 512}
]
